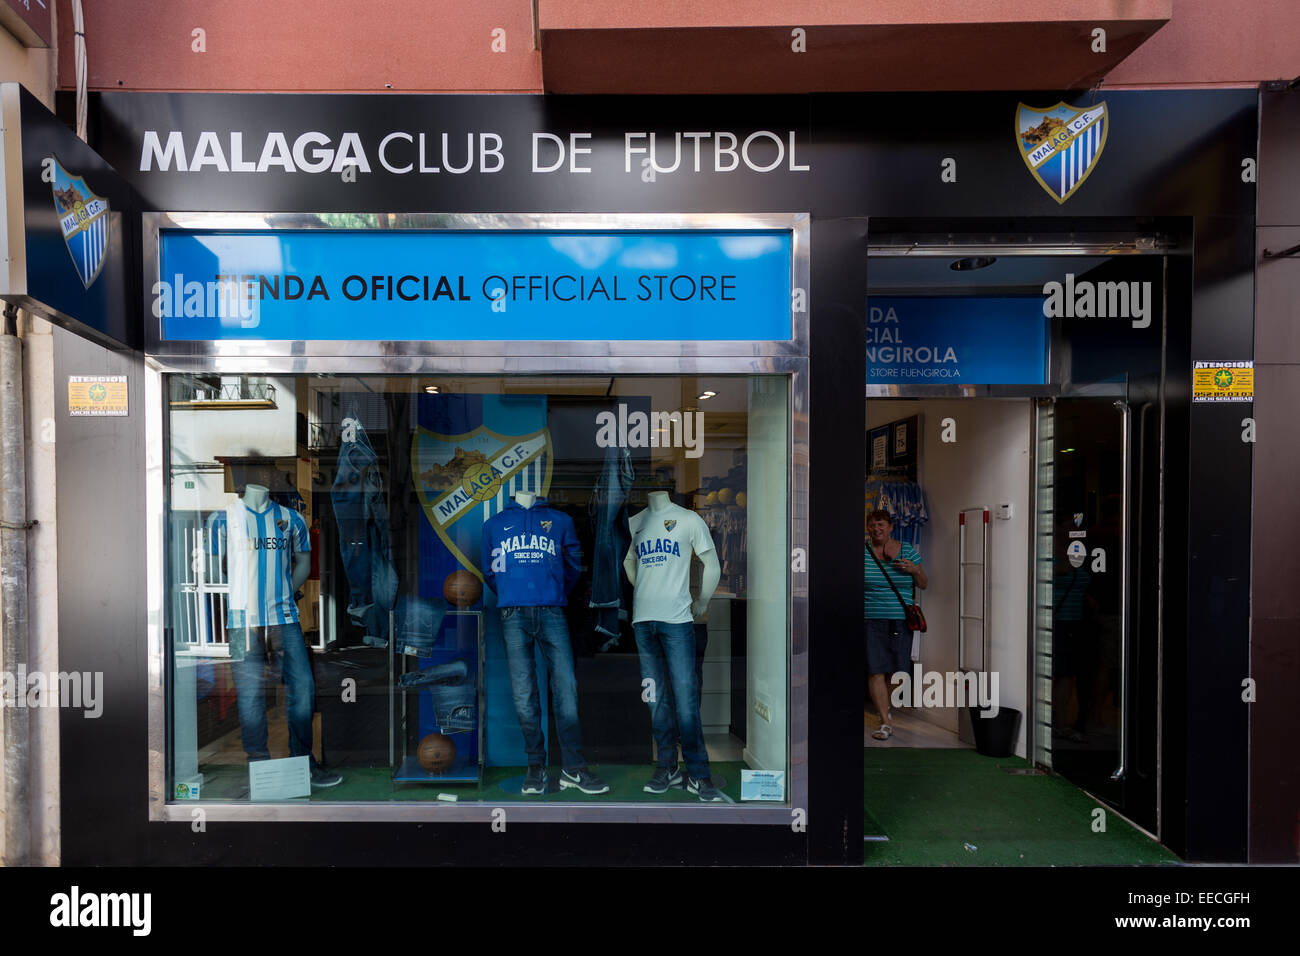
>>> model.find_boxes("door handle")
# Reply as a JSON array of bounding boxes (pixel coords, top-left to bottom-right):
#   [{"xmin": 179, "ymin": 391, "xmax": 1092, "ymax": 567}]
[{"xmin": 1110, "ymin": 401, "xmax": 1131, "ymax": 783}]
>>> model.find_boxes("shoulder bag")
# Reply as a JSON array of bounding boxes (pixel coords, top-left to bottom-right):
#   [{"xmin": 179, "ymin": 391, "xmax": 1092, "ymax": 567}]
[{"xmin": 868, "ymin": 543, "xmax": 927, "ymax": 633}]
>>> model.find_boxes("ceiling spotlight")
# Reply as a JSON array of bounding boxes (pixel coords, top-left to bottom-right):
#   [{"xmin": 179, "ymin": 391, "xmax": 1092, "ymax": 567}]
[
  {"xmin": 424, "ymin": 385, "xmax": 440, "ymax": 394},
  {"xmin": 699, "ymin": 390, "xmax": 717, "ymax": 400},
  {"xmin": 949, "ymin": 256, "xmax": 997, "ymax": 271}
]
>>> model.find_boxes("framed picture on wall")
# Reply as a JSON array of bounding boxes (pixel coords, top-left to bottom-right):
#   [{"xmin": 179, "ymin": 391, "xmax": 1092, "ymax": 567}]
[
  {"xmin": 870, "ymin": 426, "xmax": 888, "ymax": 470},
  {"xmin": 886, "ymin": 415, "xmax": 919, "ymax": 468}
]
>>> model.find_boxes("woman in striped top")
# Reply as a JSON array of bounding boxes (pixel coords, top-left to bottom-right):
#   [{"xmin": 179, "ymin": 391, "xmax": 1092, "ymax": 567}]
[{"xmin": 864, "ymin": 509, "xmax": 928, "ymax": 740}]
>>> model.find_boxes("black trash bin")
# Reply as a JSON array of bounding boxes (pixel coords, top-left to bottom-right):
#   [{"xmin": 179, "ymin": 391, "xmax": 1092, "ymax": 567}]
[{"xmin": 968, "ymin": 706, "xmax": 1022, "ymax": 758}]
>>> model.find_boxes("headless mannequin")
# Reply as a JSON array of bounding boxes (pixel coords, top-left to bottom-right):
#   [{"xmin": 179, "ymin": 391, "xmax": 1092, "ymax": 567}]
[
  {"xmin": 242, "ymin": 483, "xmax": 311, "ymax": 592},
  {"xmin": 514, "ymin": 491, "xmax": 536, "ymax": 509},
  {"xmin": 624, "ymin": 491, "xmax": 720, "ymax": 620}
]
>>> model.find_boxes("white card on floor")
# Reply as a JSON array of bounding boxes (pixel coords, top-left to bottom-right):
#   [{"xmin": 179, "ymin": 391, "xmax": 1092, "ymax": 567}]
[
  {"xmin": 249, "ymin": 756, "xmax": 311, "ymax": 801},
  {"xmin": 740, "ymin": 769, "xmax": 785, "ymax": 801}
]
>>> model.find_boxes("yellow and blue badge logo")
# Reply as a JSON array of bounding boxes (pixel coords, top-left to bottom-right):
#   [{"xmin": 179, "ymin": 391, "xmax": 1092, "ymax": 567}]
[
  {"xmin": 664, "ymin": 519, "xmax": 677, "ymax": 532},
  {"xmin": 413, "ymin": 425, "xmax": 553, "ymax": 578},
  {"xmin": 1016, "ymin": 101, "xmax": 1108, "ymax": 204},
  {"xmin": 50, "ymin": 157, "xmax": 110, "ymax": 288}
]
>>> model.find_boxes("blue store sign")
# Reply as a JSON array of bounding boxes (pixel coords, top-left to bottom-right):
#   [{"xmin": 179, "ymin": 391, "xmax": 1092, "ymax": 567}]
[
  {"xmin": 156, "ymin": 229, "xmax": 792, "ymax": 341},
  {"xmin": 865, "ymin": 296, "xmax": 1048, "ymax": 385}
]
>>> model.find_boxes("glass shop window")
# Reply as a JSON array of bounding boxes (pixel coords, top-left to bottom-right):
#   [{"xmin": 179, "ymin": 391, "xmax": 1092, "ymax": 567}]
[{"xmin": 165, "ymin": 374, "xmax": 790, "ymax": 808}]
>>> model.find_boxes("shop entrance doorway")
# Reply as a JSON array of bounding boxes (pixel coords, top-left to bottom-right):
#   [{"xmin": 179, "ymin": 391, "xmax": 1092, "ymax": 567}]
[
  {"xmin": 861, "ymin": 226, "xmax": 1172, "ymax": 863},
  {"xmin": 864, "ymin": 397, "xmax": 1033, "ymax": 754}
]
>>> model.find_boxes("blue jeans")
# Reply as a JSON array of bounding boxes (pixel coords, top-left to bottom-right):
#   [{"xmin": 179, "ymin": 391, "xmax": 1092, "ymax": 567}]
[
  {"xmin": 634, "ymin": 620, "xmax": 711, "ymax": 780},
  {"xmin": 588, "ymin": 444, "xmax": 634, "ymax": 640},
  {"xmin": 397, "ymin": 658, "xmax": 477, "ymax": 734},
  {"xmin": 228, "ymin": 622, "xmax": 317, "ymax": 766},
  {"xmin": 393, "ymin": 595, "xmax": 448, "ymax": 653},
  {"xmin": 500, "ymin": 606, "xmax": 587, "ymax": 772},
  {"xmin": 332, "ymin": 419, "xmax": 398, "ymax": 638}
]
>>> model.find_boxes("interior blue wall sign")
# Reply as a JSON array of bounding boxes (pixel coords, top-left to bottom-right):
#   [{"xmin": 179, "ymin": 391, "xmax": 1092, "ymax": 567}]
[
  {"xmin": 156, "ymin": 229, "xmax": 792, "ymax": 341},
  {"xmin": 865, "ymin": 296, "xmax": 1048, "ymax": 385}
]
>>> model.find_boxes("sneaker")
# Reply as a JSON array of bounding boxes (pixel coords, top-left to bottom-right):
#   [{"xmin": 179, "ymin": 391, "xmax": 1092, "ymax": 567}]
[
  {"xmin": 687, "ymin": 776, "xmax": 725, "ymax": 803},
  {"xmin": 310, "ymin": 766, "xmax": 343, "ymax": 789},
  {"xmin": 521, "ymin": 765, "xmax": 547, "ymax": 795},
  {"xmin": 643, "ymin": 765, "xmax": 683, "ymax": 794},
  {"xmin": 559, "ymin": 768, "xmax": 610, "ymax": 795}
]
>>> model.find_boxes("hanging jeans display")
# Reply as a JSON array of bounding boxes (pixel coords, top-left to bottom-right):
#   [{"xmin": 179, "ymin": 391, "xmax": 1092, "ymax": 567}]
[
  {"xmin": 588, "ymin": 444, "xmax": 634, "ymax": 645},
  {"xmin": 331, "ymin": 415, "xmax": 399, "ymax": 640},
  {"xmin": 392, "ymin": 594, "xmax": 448, "ymax": 655},
  {"xmin": 397, "ymin": 658, "xmax": 477, "ymax": 733}
]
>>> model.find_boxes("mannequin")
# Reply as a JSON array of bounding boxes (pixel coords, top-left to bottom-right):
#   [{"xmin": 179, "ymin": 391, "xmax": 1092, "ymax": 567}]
[
  {"xmin": 624, "ymin": 490, "xmax": 724, "ymax": 801},
  {"xmin": 208, "ymin": 482, "xmax": 341, "ymax": 788},
  {"xmin": 480, "ymin": 487, "xmax": 608, "ymax": 796}
]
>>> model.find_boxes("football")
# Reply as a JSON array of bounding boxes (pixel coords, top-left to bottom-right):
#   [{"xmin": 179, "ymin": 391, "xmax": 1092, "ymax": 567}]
[
  {"xmin": 443, "ymin": 569, "xmax": 482, "ymax": 607},
  {"xmin": 417, "ymin": 733, "xmax": 457, "ymax": 772}
]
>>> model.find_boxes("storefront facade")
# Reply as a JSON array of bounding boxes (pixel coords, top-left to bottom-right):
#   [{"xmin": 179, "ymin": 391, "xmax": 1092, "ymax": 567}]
[{"xmin": 26, "ymin": 88, "xmax": 1259, "ymax": 864}]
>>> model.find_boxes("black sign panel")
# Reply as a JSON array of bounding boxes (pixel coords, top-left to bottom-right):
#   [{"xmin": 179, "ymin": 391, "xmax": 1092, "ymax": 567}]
[
  {"xmin": 87, "ymin": 90, "xmax": 1256, "ymax": 221},
  {"xmin": 4, "ymin": 86, "xmax": 137, "ymax": 349}
]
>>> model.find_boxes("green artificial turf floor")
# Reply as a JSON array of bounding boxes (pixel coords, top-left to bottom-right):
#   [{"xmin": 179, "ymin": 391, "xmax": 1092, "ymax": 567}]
[
  {"xmin": 197, "ymin": 760, "xmax": 754, "ymax": 804},
  {"xmin": 862, "ymin": 749, "xmax": 1180, "ymax": 866}
]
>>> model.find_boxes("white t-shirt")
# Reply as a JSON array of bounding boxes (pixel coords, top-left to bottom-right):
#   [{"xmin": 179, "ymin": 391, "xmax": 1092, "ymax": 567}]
[{"xmin": 626, "ymin": 503, "xmax": 715, "ymax": 625}]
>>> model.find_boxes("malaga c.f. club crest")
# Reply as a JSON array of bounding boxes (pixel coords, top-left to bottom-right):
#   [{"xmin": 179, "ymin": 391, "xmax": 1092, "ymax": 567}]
[
  {"xmin": 50, "ymin": 158, "xmax": 110, "ymax": 288},
  {"xmin": 413, "ymin": 423, "xmax": 553, "ymax": 580},
  {"xmin": 1016, "ymin": 101, "xmax": 1108, "ymax": 204}
]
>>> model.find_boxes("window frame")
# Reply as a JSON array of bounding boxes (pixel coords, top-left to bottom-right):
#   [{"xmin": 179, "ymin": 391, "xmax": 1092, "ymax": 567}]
[{"xmin": 145, "ymin": 211, "xmax": 809, "ymax": 824}]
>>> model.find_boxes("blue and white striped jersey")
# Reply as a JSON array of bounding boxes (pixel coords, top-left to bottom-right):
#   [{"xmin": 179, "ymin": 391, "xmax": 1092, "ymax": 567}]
[{"xmin": 207, "ymin": 502, "xmax": 310, "ymax": 628}]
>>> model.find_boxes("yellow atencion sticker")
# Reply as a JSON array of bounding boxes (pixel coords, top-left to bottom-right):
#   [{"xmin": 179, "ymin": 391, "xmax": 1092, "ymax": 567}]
[
  {"xmin": 1192, "ymin": 361, "xmax": 1253, "ymax": 403},
  {"xmin": 68, "ymin": 375, "xmax": 128, "ymax": 416}
]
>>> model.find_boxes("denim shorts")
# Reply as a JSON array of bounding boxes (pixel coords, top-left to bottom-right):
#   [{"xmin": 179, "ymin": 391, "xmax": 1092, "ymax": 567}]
[{"xmin": 865, "ymin": 618, "xmax": 911, "ymax": 676}]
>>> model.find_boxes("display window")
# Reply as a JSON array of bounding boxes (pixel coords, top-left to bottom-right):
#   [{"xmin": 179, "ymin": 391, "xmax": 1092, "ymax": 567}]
[
  {"xmin": 144, "ymin": 212, "xmax": 807, "ymax": 823},
  {"xmin": 164, "ymin": 373, "xmax": 790, "ymax": 811}
]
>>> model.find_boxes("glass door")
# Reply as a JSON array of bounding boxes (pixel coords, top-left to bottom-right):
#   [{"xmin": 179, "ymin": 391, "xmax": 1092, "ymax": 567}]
[{"xmin": 1033, "ymin": 396, "xmax": 1158, "ymax": 831}]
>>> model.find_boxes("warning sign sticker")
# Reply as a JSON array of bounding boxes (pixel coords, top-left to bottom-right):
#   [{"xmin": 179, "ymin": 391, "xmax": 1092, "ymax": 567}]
[
  {"xmin": 1192, "ymin": 361, "xmax": 1253, "ymax": 403},
  {"xmin": 68, "ymin": 375, "xmax": 128, "ymax": 416}
]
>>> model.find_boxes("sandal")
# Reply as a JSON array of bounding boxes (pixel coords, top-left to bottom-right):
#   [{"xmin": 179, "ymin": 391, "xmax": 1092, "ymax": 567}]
[{"xmin": 872, "ymin": 724, "xmax": 893, "ymax": 740}]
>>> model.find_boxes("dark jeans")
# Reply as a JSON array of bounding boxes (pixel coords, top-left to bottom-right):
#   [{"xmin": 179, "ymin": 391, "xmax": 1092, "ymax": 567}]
[
  {"xmin": 500, "ymin": 606, "xmax": 587, "ymax": 772},
  {"xmin": 332, "ymin": 422, "xmax": 398, "ymax": 638},
  {"xmin": 588, "ymin": 444, "xmax": 634, "ymax": 640},
  {"xmin": 634, "ymin": 620, "xmax": 711, "ymax": 780},
  {"xmin": 393, "ymin": 595, "xmax": 448, "ymax": 653},
  {"xmin": 397, "ymin": 658, "xmax": 477, "ymax": 734},
  {"xmin": 229, "ymin": 622, "xmax": 317, "ymax": 766}
]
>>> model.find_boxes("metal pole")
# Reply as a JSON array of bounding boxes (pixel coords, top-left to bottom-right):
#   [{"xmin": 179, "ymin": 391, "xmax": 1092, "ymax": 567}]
[{"xmin": 1, "ymin": 303, "xmax": 31, "ymax": 865}]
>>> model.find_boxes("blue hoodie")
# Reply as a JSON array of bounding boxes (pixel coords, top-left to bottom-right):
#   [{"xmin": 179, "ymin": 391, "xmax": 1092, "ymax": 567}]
[{"xmin": 481, "ymin": 498, "xmax": 582, "ymax": 608}]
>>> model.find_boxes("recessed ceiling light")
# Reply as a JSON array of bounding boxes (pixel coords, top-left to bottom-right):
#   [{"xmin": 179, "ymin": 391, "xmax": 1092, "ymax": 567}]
[
  {"xmin": 699, "ymin": 390, "xmax": 717, "ymax": 400},
  {"xmin": 424, "ymin": 385, "xmax": 440, "ymax": 394},
  {"xmin": 949, "ymin": 256, "xmax": 997, "ymax": 271}
]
